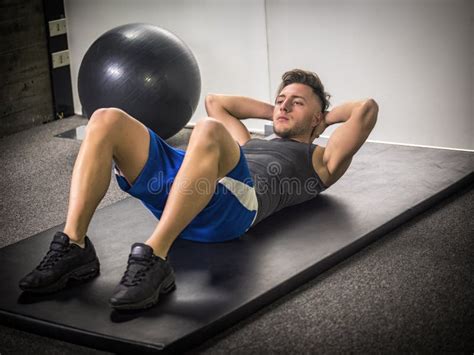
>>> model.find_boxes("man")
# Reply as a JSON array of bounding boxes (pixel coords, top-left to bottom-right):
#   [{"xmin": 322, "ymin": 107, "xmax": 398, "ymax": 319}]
[{"xmin": 19, "ymin": 69, "xmax": 378, "ymax": 310}]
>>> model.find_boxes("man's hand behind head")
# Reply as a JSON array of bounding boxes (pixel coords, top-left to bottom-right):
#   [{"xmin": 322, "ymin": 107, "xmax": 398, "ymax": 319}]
[{"xmin": 311, "ymin": 111, "xmax": 329, "ymax": 141}]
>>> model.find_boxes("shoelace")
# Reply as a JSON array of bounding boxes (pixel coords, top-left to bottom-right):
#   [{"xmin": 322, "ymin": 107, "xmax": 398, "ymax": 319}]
[
  {"xmin": 120, "ymin": 255, "xmax": 156, "ymax": 286},
  {"xmin": 37, "ymin": 243, "xmax": 70, "ymax": 270}
]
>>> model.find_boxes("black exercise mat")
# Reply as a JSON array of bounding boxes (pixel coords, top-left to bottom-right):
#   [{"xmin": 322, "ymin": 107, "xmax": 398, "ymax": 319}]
[{"xmin": 0, "ymin": 140, "xmax": 472, "ymax": 353}]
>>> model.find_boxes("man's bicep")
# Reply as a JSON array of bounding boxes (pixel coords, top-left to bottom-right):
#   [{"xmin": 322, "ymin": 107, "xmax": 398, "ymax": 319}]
[{"xmin": 323, "ymin": 113, "xmax": 376, "ymax": 177}]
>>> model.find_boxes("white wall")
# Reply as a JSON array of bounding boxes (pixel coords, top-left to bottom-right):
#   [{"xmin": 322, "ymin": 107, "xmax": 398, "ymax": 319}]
[
  {"xmin": 266, "ymin": 0, "xmax": 473, "ymax": 150},
  {"xmin": 65, "ymin": 0, "xmax": 473, "ymax": 149},
  {"xmin": 64, "ymin": 0, "xmax": 270, "ymax": 132}
]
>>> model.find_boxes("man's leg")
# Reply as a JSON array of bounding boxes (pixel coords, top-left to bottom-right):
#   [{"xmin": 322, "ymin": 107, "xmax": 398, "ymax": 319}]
[
  {"xmin": 144, "ymin": 117, "xmax": 241, "ymax": 259},
  {"xmin": 108, "ymin": 117, "xmax": 241, "ymax": 310},
  {"xmin": 19, "ymin": 108, "xmax": 152, "ymax": 294},
  {"xmin": 63, "ymin": 108, "xmax": 151, "ymax": 244}
]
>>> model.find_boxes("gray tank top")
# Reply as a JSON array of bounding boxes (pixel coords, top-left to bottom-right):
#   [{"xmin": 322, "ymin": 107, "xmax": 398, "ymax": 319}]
[{"xmin": 242, "ymin": 137, "xmax": 328, "ymax": 225}]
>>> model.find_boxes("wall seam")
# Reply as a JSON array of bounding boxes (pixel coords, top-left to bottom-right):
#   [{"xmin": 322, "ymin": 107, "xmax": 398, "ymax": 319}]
[{"xmin": 263, "ymin": 0, "xmax": 272, "ymax": 101}]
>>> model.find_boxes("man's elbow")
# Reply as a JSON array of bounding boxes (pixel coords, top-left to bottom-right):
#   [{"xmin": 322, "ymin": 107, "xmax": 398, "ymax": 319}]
[
  {"xmin": 361, "ymin": 98, "xmax": 378, "ymax": 112},
  {"xmin": 205, "ymin": 94, "xmax": 222, "ymax": 114},
  {"xmin": 205, "ymin": 94, "xmax": 216, "ymax": 107},
  {"xmin": 362, "ymin": 98, "xmax": 379, "ymax": 127},
  {"xmin": 366, "ymin": 98, "xmax": 379, "ymax": 115}
]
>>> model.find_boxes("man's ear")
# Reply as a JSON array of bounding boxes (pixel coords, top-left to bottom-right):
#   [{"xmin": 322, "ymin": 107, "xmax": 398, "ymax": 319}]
[{"xmin": 312, "ymin": 111, "xmax": 323, "ymax": 127}]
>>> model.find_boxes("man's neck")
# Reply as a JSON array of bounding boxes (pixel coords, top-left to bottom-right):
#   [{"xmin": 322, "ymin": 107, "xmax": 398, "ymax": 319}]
[{"xmin": 275, "ymin": 134, "xmax": 311, "ymax": 144}]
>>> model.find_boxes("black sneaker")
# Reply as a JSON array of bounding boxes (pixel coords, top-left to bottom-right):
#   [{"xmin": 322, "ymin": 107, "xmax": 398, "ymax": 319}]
[
  {"xmin": 19, "ymin": 231, "xmax": 100, "ymax": 294},
  {"xmin": 109, "ymin": 243, "xmax": 176, "ymax": 310}
]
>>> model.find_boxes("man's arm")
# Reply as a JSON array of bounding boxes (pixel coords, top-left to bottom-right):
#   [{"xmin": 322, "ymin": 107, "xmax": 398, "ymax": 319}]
[
  {"xmin": 315, "ymin": 99, "xmax": 379, "ymax": 186},
  {"xmin": 205, "ymin": 94, "xmax": 274, "ymax": 145}
]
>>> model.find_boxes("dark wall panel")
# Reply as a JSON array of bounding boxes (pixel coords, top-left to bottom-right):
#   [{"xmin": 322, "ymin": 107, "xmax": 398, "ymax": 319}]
[{"xmin": 0, "ymin": 0, "xmax": 54, "ymax": 137}]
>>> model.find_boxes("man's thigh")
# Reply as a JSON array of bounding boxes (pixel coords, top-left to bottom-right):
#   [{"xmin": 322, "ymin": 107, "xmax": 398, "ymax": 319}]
[
  {"xmin": 189, "ymin": 118, "xmax": 242, "ymax": 179},
  {"xmin": 107, "ymin": 109, "xmax": 151, "ymax": 186}
]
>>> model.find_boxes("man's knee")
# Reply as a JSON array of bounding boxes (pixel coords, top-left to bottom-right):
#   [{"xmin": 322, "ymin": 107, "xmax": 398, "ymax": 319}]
[
  {"xmin": 88, "ymin": 108, "xmax": 126, "ymax": 133},
  {"xmin": 192, "ymin": 118, "xmax": 227, "ymax": 146}
]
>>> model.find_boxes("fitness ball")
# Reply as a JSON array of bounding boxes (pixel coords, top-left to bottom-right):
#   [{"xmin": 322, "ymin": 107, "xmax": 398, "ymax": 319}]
[{"xmin": 78, "ymin": 23, "xmax": 201, "ymax": 139}]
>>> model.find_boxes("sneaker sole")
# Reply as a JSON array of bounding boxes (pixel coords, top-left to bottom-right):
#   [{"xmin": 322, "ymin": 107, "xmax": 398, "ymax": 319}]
[
  {"xmin": 20, "ymin": 259, "xmax": 100, "ymax": 294},
  {"xmin": 109, "ymin": 272, "xmax": 176, "ymax": 311}
]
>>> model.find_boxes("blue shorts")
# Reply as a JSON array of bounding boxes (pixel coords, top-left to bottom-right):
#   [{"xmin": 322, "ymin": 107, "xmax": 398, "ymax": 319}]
[{"xmin": 114, "ymin": 128, "xmax": 258, "ymax": 243}]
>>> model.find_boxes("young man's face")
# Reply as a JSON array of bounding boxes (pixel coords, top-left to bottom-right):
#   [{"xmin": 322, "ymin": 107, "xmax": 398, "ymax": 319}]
[{"xmin": 273, "ymin": 83, "xmax": 322, "ymax": 141}]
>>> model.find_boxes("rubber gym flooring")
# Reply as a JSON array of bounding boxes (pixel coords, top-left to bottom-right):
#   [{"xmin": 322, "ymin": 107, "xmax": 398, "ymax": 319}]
[{"xmin": 0, "ymin": 117, "xmax": 472, "ymax": 353}]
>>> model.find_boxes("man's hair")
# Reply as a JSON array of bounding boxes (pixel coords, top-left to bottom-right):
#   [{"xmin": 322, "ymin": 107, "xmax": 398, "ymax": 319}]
[{"xmin": 277, "ymin": 69, "xmax": 331, "ymax": 112}]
